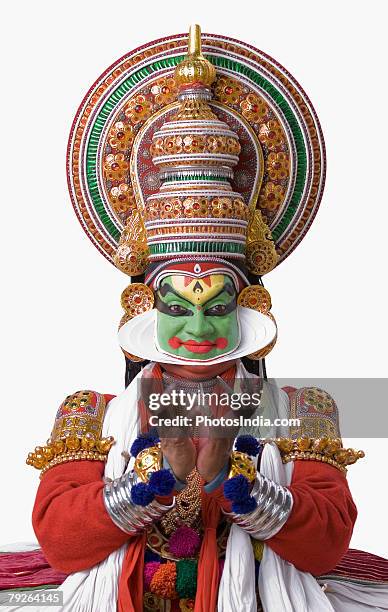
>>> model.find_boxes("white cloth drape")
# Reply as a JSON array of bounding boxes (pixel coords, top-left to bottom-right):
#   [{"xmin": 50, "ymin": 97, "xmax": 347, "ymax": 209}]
[
  {"xmin": 321, "ymin": 580, "xmax": 388, "ymax": 611},
  {"xmin": 258, "ymin": 443, "xmax": 335, "ymax": 612},
  {"xmin": 217, "ymin": 441, "xmax": 334, "ymax": 612}
]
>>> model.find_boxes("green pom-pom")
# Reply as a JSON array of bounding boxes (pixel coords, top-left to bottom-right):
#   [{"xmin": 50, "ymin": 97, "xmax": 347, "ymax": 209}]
[{"xmin": 176, "ymin": 559, "xmax": 198, "ymax": 599}]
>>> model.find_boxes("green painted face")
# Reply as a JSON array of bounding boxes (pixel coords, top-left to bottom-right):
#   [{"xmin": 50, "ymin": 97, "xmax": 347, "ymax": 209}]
[{"xmin": 155, "ymin": 273, "xmax": 239, "ymax": 360}]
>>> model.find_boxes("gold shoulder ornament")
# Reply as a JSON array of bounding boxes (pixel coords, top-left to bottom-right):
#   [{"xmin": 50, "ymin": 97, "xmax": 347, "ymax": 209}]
[
  {"xmin": 271, "ymin": 387, "xmax": 365, "ymax": 473},
  {"xmin": 26, "ymin": 390, "xmax": 114, "ymax": 478},
  {"xmin": 273, "ymin": 437, "xmax": 365, "ymax": 474}
]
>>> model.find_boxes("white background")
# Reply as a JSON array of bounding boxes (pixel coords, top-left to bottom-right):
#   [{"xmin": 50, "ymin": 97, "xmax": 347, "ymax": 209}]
[{"xmin": 1, "ymin": 0, "xmax": 387, "ymax": 557}]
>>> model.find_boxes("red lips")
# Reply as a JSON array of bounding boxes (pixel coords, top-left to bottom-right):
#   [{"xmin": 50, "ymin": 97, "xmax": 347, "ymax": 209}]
[{"xmin": 168, "ymin": 337, "xmax": 228, "ymax": 354}]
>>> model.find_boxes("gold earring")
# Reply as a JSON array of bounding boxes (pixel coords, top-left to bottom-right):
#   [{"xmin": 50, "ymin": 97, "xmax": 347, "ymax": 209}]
[
  {"xmin": 120, "ymin": 283, "xmax": 155, "ymax": 318},
  {"xmin": 119, "ymin": 283, "xmax": 155, "ymax": 362},
  {"xmin": 237, "ymin": 285, "xmax": 272, "ymax": 313}
]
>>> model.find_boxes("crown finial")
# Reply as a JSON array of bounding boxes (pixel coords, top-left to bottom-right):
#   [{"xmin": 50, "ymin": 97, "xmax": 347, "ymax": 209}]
[
  {"xmin": 188, "ymin": 23, "xmax": 201, "ymax": 55},
  {"xmin": 174, "ymin": 24, "xmax": 216, "ymax": 89}
]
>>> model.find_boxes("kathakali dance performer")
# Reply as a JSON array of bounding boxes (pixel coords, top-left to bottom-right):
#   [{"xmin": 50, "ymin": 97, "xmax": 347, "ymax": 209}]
[{"xmin": 2, "ymin": 24, "xmax": 388, "ymax": 612}]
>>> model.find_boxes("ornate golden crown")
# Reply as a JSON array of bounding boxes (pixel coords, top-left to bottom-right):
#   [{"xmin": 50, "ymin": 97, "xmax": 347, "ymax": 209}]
[
  {"xmin": 67, "ymin": 26, "xmax": 326, "ymax": 281},
  {"xmin": 114, "ymin": 24, "xmax": 278, "ymax": 279}
]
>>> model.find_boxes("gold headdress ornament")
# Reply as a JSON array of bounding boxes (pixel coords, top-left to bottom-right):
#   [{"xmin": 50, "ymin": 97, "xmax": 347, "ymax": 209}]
[
  {"xmin": 67, "ymin": 25, "xmax": 327, "ymax": 359},
  {"xmin": 111, "ymin": 24, "xmax": 281, "ymax": 360},
  {"xmin": 114, "ymin": 24, "xmax": 278, "ymax": 280},
  {"xmin": 174, "ymin": 24, "xmax": 216, "ymax": 89},
  {"xmin": 68, "ymin": 26, "xmax": 326, "ymax": 282}
]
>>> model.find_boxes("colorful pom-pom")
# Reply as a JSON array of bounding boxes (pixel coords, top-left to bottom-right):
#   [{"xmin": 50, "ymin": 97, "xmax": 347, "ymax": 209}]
[
  {"xmin": 232, "ymin": 496, "xmax": 257, "ymax": 514},
  {"xmin": 130, "ymin": 434, "xmax": 159, "ymax": 458},
  {"xmin": 149, "ymin": 468, "xmax": 175, "ymax": 496},
  {"xmin": 144, "ymin": 561, "xmax": 160, "ymax": 590},
  {"xmin": 169, "ymin": 526, "xmax": 201, "ymax": 558},
  {"xmin": 223, "ymin": 474, "xmax": 250, "ymax": 501},
  {"xmin": 235, "ymin": 435, "xmax": 262, "ymax": 457},
  {"xmin": 176, "ymin": 559, "xmax": 198, "ymax": 599},
  {"xmin": 131, "ymin": 482, "xmax": 154, "ymax": 506},
  {"xmin": 150, "ymin": 561, "xmax": 177, "ymax": 599}
]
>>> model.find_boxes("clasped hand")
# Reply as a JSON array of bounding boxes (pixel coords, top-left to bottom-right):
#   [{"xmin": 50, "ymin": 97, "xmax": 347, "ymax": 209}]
[{"xmin": 160, "ymin": 437, "xmax": 232, "ymax": 484}]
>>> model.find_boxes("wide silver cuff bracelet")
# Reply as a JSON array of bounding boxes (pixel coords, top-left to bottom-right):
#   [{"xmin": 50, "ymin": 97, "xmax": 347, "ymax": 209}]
[
  {"xmin": 103, "ymin": 472, "xmax": 175, "ymax": 535},
  {"xmin": 226, "ymin": 473, "xmax": 293, "ymax": 540}
]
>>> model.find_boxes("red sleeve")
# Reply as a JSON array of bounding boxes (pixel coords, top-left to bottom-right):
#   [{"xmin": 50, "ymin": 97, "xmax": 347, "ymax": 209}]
[
  {"xmin": 266, "ymin": 461, "xmax": 357, "ymax": 575},
  {"xmin": 32, "ymin": 461, "xmax": 131, "ymax": 574}
]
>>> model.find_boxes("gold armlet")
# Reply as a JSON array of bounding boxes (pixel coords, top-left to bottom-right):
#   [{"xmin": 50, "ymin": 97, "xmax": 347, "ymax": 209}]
[
  {"xmin": 26, "ymin": 434, "xmax": 115, "ymax": 478},
  {"xmin": 134, "ymin": 446, "xmax": 253, "ymax": 485},
  {"xmin": 134, "ymin": 444, "xmax": 162, "ymax": 482},
  {"xmin": 227, "ymin": 451, "xmax": 256, "ymax": 482},
  {"xmin": 273, "ymin": 437, "xmax": 365, "ymax": 474}
]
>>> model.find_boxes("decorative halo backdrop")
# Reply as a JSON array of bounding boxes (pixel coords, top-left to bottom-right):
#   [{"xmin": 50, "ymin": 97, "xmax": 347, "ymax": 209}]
[{"xmin": 66, "ymin": 32, "xmax": 325, "ymax": 269}]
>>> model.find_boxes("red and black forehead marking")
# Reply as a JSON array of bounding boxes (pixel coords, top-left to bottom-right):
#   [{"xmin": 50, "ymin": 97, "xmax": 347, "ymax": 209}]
[
  {"xmin": 145, "ymin": 259, "xmax": 249, "ymax": 293},
  {"xmin": 182, "ymin": 275, "xmax": 212, "ymax": 287},
  {"xmin": 158, "ymin": 277, "xmax": 235, "ymax": 298}
]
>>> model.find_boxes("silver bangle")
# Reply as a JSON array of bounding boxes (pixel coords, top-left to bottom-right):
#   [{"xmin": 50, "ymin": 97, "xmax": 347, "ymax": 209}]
[
  {"xmin": 103, "ymin": 472, "xmax": 175, "ymax": 535},
  {"xmin": 225, "ymin": 473, "xmax": 293, "ymax": 540}
]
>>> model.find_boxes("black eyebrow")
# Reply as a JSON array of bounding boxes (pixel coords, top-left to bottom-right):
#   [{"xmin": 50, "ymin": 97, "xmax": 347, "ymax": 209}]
[
  {"xmin": 158, "ymin": 282, "xmax": 187, "ymax": 299},
  {"xmin": 203, "ymin": 283, "xmax": 236, "ymax": 315},
  {"xmin": 156, "ymin": 282, "xmax": 194, "ymax": 315},
  {"xmin": 201, "ymin": 282, "xmax": 236, "ymax": 302}
]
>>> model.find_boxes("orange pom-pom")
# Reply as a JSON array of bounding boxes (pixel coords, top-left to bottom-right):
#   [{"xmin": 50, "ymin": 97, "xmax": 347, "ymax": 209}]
[{"xmin": 150, "ymin": 561, "xmax": 177, "ymax": 599}]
